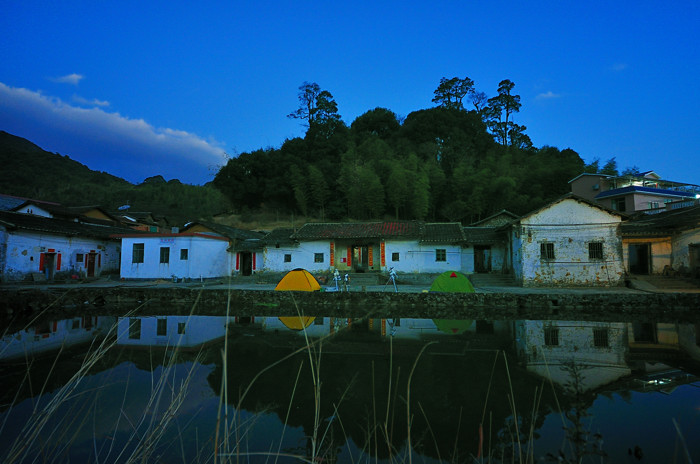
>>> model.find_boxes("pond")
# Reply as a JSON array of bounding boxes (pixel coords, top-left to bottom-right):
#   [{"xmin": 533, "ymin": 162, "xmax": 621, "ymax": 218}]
[{"xmin": 1, "ymin": 312, "xmax": 698, "ymax": 463}]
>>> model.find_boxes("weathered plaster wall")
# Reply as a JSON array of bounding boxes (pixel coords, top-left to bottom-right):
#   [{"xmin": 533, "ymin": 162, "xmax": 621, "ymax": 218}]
[
  {"xmin": 671, "ymin": 228, "xmax": 700, "ymax": 270},
  {"xmin": 120, "ymin": 236, "xmax": 232, "ymax": 280},
  {"xmin": 0, "ymin": 228, "xmax": 119, "ymax": 282},
  {"xmin": 518, "ymin": 200, "xmax": 625, "ymax": 286}
]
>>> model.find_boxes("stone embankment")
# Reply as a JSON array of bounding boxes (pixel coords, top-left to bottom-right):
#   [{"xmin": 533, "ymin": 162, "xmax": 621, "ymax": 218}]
[{"xmin": 1, "ymin": 285, "xmax": 699, "ymax": 332}]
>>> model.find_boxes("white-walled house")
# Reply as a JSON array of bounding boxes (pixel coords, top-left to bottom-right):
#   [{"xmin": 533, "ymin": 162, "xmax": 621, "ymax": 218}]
[
  {"xmin": 117, "ymin": 222, "xmax": 266, "ymax": 280},
  {"xmin": 261, "ymin": 222, "xmax": 466, "ymax": 275},
  {"xmin": 116, "ymin": 315, "xmax": 231, "ymax": 349},
  {"xmin": 0, "ymin": 210, "xmax": 124, "ymax": 282},
  {"xmin": 508, "ymin": 195, "xmax": 626, "ymax": 287},
  {"xmin": 118, "ymin": 233, "xmax": 233, "ymax": 280}
]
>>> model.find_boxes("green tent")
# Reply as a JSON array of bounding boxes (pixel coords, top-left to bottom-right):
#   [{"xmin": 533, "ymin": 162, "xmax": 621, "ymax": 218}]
[
  {"xmin": 432, "ymin": 319, "xmax": 474, "ymax": 334},
  {"xmin": 429, "ymin": 271, "xmax": 475, "ymax": 293}
]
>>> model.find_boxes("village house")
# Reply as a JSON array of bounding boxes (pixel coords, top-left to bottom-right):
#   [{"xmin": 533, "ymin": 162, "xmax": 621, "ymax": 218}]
[
  {"xmin": 117, "ymin": 221, "xmax": 265, "ymax": 280},
  {"xmin": 507, "ymin": 195, "xmax": 627, "ymax": 287},
  {"xmin": 569, "ymin": 171, "xmax": 700, "ymax": 214},
  {"xmin": 0, "ymin": 209, "xmax": 129, "ymax": 282},
  {"xmin": 621, "ymin": 204, "xmax": 700, "ymax": 276},
  {"xmin": 260, "ymin": 221, "xmax": 466, "ymax": 275}
]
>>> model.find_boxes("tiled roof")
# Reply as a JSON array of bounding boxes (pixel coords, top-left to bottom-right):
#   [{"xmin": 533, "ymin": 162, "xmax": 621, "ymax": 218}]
[
  {"xmin": 462, "ymin": 227, "xmax": 508, "ymax": 244},
  {"xmin": 420, "ymin": 223, "xmax": 465, "ymax": 243},
  {"xmin": 621, "ymin": 205, "xmax": 700, "ymax": 236},
  {"xmin": 292, "ymin": 221, "xmax": 424, "ymax": 240},
  {"xmin": 183, "ymin": 221, "xmax": 265, "ymax": 241},
  {"xmin": 263, "ymin": 228, "xmax": 297, "ymax": 246},
  {"xmin": 0, "ymin": 210, "xmax": 139, "ymax": 240}
]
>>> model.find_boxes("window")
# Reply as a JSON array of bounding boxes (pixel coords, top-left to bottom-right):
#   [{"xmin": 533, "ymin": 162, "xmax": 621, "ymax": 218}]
[
  {"xmin": 180, "ymin": 249, "xmax": 188, "ymax": 260},
  {"xmin": 314, "ymin": 253, "xmax": 324, "ymax": 263},
  {"xmin": 544, "ymin": 327, "xmax": 559, "ymax": 346},
  {"xmin": 160, "ymin": 247, "xmax": 170, "ymax": 264},
  {"xmin": 177, "ymin": 322, "xmax": 186, "ymax": 334},
  {"xmin": 76, "ymin": 253, "xmax": 84, "ymax": 264},
  {"xmin": 540, "ymin": 243, "xmax": 555, "ymax": 260},
  {"xmin": 132, "ymin": 243, "xmax": 144, "ymax": 264},
  {"xmin": 128, "ymin": 318, "xmax": 141, "ymax": 339},
  {"xmin": 392, "ymin": 252, "xmax": 400, "ymax": 262},
  {"xmin": 435, "ymin": 249, "xmax": 446, "ymax": 262},
  {"xmin": 589, "ymin": 242, "xmax": 604, "ymax": 260},
  {"xmin": 649, "ymin": 201, "xmax": 660, "ymax": 210},
  {"xmin": 284, "ymin": 254, "xmax": 292, "ymax": 263},
  {"xmin": 612, "ymin": 198, "xmax": 626, "ymax": 212},
  {"xmin": 593, "ymin": 328, "xmax": 609, "ymax": 348},
  {"xmin": 157, "ymin": 318, "xmax": 167, "ymax": 336}
]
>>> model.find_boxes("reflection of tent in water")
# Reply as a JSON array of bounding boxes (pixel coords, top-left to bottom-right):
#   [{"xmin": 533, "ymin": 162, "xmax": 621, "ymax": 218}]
[
  {"xmin": 433, "ymin": 319, "xmax": 473, "ymax": 334},
  {"xmin": 429, "ymin": 271, "xmax": 475, "ymax": 293},
  {"xmin": 274, "ymin": 268, "xmax": 321, "ymax": 291},
  {"xmin": 278, "ymin": 316, "xmax": 316, "ymax": 330}
]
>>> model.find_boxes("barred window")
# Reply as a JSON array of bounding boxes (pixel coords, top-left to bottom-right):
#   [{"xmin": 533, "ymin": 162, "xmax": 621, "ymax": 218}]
[
  {"xmin": 157, "ymin": 318, "xmax": 167, "ymax": 336},
  {"xmin": 544, "ymin": 327, "xmax": 559, "ymax": 346},
  {"xmin": 128, "ymin": 318, "xmax": 141, "ymax": 339},
  {"xmin": 284, "ymin": 254, "xmax": 292, "ymax": 263},
  {"xmin": 435, "ymin": 249, "xmax": 447, "ymax": 262},
  {"xmin": 180, "ymin": 249, "xmax": 189, "ymax": 260},
  {"xmin": 314, "ymin": 253, "xmax": 324, "ymax": 263},
  {"xmin": 540, "ymin": 243, "xmax": 555, "ymax": 260},
  {"xmin": 593, "ymin": 328, "xmax": 609, "ymax": 348},
  {"xmin": 392, "ymin": 252, "xmax": 400, "ymax": 262},
  {"xmin": 160, "ymin": 247, "xmax": 170, "ymax": 264},
  {"xmin": 589, "ymin": 242, "xmax": 604, "ymax": 260},
  {"xmin": 132, "ymin": 243, "xmax": 144, "ymax": 264}
]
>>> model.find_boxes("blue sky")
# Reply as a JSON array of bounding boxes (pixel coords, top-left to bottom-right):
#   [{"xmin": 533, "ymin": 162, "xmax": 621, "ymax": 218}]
[{"xmin": 1, "ymin": 1, "xmax": 698, "ymax": 186}]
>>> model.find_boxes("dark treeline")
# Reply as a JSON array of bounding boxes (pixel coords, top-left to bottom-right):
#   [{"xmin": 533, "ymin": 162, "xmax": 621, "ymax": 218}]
[{"xmin": 213, "ymin": 78, "xmax": 586, "ymax": 224}]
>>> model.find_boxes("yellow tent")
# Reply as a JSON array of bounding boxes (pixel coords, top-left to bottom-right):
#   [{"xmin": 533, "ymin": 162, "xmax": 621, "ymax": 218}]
[
  {"xmin": 278, "ymin": 315, "xmax": 316, "ymax": 330},
  {"xmin": 274, "ymin": 268, "xmax": 321, "ymax": 292}
]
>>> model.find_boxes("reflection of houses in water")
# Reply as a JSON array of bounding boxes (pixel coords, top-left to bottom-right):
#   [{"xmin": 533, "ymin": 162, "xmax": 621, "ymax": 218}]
[
  {"xmin": 515, "ymin": 320, "xmax": 631, "ymax": 390},
  {"xmin": 627, "ymin": 321, "xmax": 700, "ymax": 382},
  {"xmin": 117, "ymin": 315, "xmax": 236, "ymax": 349},
  {"xmin": 0, "ymin": 316, "xmax": 116, "ymax": 360}
]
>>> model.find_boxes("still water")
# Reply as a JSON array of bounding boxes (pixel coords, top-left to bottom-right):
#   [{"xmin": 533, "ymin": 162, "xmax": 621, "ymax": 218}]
[{"xmin": 1, "ymin": 313, "xmax": 699, "ymax": 463}]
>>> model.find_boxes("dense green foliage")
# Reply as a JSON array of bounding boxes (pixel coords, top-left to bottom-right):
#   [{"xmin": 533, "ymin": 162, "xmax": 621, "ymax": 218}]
[
  {"xmin": 214, "ymin": 79, "xmax": 585, "ymax": 223},
  {"xmin": 0, "ymin": 131, "xmax": 229, "ymax": 225}
]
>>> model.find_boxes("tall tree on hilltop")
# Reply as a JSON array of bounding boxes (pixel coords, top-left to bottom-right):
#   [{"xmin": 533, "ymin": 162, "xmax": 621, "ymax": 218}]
[
  {"xmin": 486, "ymin": 79, "xmax": 530, "ymax": 149},
  {"xmin": 432, "ymin": 77, "xmax": 475, "ymax": 111},
  {"xmin": 288, "ymin": 82, "xmax": 342, "ymax": 140}
]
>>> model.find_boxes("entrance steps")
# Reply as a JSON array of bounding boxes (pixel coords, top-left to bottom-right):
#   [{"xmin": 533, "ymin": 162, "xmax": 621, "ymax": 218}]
[
  {"xmin": 340, "ymin": 272, "xmax": 381, "ymax": 287},
  {"xmin": 468, "ymin": 273, "xmax": 517, "ymax": 288}
]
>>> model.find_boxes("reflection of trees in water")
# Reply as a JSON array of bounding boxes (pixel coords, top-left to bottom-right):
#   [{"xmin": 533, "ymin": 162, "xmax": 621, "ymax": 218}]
[
  {"xmin": 543, "ymin": 361, "xmax": 605, "ymax": 463},
  {"xmin": 208, "ymin": 334, "xmax": 563, "ymax": 461}
]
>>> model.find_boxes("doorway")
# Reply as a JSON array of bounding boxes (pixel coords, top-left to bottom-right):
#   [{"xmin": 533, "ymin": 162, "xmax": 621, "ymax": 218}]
[
  {"xmin": 474, "ymin": 245, "xmax": 492, "ymax": 273},
  {"xmin": 239, "ymin": 252, "xmax": 253, "ymax": 276},
  {"xmin": 352, "ymin": 246, "xmax": 369, "ymax": 272},
  {"xmin": 86, "ymin": 253, "xmax": 97, "ymax": 277},
  {"xmin": 629, "ymin": 243, "xmax": 651, "ymax": 275},
  {"xmin": 43, "ymin": 253, "xmax": 56, "ymax": 280}
]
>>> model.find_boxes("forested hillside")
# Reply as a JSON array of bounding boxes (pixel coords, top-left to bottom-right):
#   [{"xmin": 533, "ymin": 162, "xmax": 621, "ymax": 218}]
[
  {"xmin": 0, "ymin": 131, "xmax": 229, "ymax": 224},
  {"xmin": 213, "ymin": 79, "xmax": 587, "ymax": 224}
]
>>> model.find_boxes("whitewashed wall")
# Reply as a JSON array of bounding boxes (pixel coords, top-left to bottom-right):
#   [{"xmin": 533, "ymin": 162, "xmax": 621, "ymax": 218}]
[
  {"xmin": 671, "ymin": 227, "xmax": 700, "ymax": 270},
  {"xmin": 0, "ymin": 228, "xmax": 120, "ymax": 282},
  {"xmin": 263, "ymin": 240, "xmax": 331, "ymax": 272},
  {"xmin": 514, "ymin": 320, "xmax": 630, "ymax": 390},
  {"xmin": 116, "ymin": 315, "xmax": 230, "ymax": 348},
  {"xmin": 517, "ymin": 200, "xmax": 625, "ymax": 286},
  {"xmin": 120, "ymin": 235, "xmax": 233, "ymax": 280}
]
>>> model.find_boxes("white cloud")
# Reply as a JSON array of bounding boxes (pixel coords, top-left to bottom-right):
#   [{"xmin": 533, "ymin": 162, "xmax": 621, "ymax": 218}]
[
  {"xmin": 72, "ymin": 94, "xmax": 110, "ymax": 107},
  {"xmin": 0, "ymin": 82, "xmax": 228, "ymax": 184},
  {"xmin": 50, "ymin": 73, "xmax": 84, "ymax": 85},
  {"xmin": 536, "ymin": 91, "xmax": 561, "ymax": 100}
]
